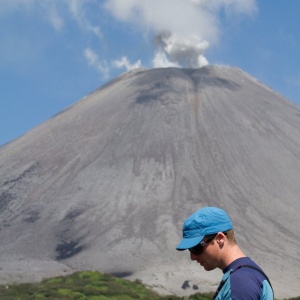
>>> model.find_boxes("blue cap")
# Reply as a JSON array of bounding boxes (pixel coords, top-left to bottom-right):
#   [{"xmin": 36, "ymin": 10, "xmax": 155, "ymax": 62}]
[{"xmin": 176, "ymin": 207, "xmax": 233, "ymax": 250}]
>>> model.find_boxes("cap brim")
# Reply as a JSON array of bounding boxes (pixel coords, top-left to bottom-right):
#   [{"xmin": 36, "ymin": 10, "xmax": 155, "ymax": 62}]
[{"xmin": 176, "ymin": 235, "xmax": 204, "ymax": 251}]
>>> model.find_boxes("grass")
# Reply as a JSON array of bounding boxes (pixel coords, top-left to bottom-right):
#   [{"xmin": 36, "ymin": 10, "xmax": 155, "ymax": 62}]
[{"xmin": 0, "ymin": 271, "xmax": 298, "ymax": 300}]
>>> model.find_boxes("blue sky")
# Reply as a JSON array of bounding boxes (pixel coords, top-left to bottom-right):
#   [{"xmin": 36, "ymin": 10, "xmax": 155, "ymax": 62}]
[{"xmin": 1, "ymin": 0, "xmax": 300, "ymax": 146}]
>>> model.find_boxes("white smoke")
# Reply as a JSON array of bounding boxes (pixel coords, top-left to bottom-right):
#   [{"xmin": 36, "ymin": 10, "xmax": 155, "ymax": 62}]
[
  {"xmin": 113, "ymin": 56, "xmax": 141, "ymax": 71},
  {"xmin": 66, "ymin": 0, "xmax": 103, "ymax": 40},
  {"xmin": 154, "ymin": 32, "xmax": 209, "ymax": 68},
  {"xmin": 84, "ymin": 48, "xmax": 109, "ymax": 78},
  {"xmin": 152, "ymin": 51, "xmax": 180, "ymax": 68},
  {"xmin": 1, "ymin": 0, "xmax": 257, "ymax": 75},
  {"xmin": 105, "ymin": 0, "xmax": 257, "ymax": 68}
]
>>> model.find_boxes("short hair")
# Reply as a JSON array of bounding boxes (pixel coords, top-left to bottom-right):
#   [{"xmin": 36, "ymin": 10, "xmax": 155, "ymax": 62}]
[{"xmin": 225, "ymin": 229, "xmax": 237, "ymax": 245}]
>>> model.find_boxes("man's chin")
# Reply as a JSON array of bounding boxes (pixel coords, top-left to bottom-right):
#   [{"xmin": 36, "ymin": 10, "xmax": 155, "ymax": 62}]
[{"xmin": 200, "ymin": 263, "xmax": 215, "ymax": 271}]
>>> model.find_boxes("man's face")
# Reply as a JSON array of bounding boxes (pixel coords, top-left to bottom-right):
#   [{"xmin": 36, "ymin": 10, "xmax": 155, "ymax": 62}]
[{"xmin": 189, "ymin": 235, "xmax": 220, "ymax": 271}]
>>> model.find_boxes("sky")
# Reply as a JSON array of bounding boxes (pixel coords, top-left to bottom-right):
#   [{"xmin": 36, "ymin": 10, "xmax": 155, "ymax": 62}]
[{"xmin": 1, "ymin": 0, "xmax": 300, "ymax": 146}]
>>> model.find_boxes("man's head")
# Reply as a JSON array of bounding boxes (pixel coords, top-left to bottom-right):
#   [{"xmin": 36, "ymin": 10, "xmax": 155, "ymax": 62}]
[{"xmin": 176, "ymin": 207, "xmax": 233, "ymax": 251}]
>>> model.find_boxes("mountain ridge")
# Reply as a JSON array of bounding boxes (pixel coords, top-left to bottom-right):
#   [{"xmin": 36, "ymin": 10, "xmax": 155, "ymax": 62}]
[{"xmin": 0, "ymin": 66, "xmax": 300, "ymax": 298}]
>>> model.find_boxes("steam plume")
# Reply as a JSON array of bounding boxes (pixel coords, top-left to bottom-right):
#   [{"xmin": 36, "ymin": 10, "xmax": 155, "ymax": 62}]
[{"xmin": 105, "ymin": 0, "xmax": 257, "ymax": 68}]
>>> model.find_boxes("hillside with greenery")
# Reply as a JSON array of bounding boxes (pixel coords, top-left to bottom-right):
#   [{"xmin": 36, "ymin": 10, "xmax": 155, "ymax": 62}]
[{"xmin": 0, "ymin": 271, "xmax": 298, "ymax": 300}]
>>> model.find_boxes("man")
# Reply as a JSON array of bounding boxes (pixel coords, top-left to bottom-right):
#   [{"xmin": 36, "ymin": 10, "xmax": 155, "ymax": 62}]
[{"xmin": 176, "ymin": 207, "xmax": 274, "ymax": 299}]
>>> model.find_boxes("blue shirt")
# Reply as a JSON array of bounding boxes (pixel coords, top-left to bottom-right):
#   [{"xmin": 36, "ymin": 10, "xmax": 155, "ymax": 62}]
[{"xmin": 214, "ymin": 257, "xmax": 274, "ymax": 300}]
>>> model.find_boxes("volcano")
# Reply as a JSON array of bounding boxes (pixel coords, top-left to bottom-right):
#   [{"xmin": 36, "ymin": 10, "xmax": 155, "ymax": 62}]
[{"xmin": 1, "ymin": 66, "xmax": 300, "ymax": 298}]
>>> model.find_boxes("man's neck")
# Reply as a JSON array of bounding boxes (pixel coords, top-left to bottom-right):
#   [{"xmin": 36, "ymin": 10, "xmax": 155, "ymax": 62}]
[{"xmin": 220, "ymin": 244, "xmax": 246, "ymax": 270}]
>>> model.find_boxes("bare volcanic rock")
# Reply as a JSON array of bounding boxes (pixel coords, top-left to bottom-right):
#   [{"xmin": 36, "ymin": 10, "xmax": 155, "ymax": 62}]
[{"xmin": 1, "ymin": 66, "xmax": 300, "ymax": 298}]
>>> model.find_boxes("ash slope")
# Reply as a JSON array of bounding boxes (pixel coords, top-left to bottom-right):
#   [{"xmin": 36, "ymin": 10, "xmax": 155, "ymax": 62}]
[{"xmin": 1, "ymin": 66, "xmax": 300, "ymax": 298}]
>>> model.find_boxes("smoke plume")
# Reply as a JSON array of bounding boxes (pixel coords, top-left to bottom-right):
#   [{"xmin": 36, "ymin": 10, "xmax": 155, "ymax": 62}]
[
  {"xmin": 105, "ymin": 0, "xmax": 257, "ymax": 68},
  {"xmin": 1, "ymin": 0, "xmax": 257, "ymax": 77}
]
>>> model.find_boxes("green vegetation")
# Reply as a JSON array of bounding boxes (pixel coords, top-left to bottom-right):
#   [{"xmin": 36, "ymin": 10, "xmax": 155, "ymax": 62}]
[
  {"xmin": 0, "ymin": 271, "xmax": 298, "ymax": 300},
  {"xmin": 0, "ymin": 271, "xmax": 212, "ymax": 300}
]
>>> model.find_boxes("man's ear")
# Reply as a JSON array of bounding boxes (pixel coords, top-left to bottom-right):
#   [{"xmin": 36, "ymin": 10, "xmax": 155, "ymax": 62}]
[{"xmin": 216, "ymin": 232, "xmax": 226, "ymax": 246}]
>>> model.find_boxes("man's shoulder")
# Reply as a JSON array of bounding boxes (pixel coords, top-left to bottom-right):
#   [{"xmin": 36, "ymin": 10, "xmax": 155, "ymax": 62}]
[
  {"xmin": 216, "ymin": 258, "xmax": 273, "ymax": 300},
  {"xmin": 228, "ymin": 258, "xmax": 273, "ymax": 299},
  {"xmin": 229, "ymin": 257, "xmax": 267, "ymax": 284}
]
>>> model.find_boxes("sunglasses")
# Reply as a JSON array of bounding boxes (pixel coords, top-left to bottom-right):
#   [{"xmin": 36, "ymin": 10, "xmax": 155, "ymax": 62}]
[{"xmin": 188, "ymin": 233, "xmax": 218, "ymax": 255}]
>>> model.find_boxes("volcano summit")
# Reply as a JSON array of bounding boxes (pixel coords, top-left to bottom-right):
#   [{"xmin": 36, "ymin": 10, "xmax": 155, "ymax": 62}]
[{"xmin": 1, "ymin": 66, "xmax": 300, "ymax": 298}]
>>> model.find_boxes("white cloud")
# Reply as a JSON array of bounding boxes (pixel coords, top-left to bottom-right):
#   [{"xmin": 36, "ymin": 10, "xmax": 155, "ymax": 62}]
[
  {"xmin": 0, "ymin": 1, "xmax": 64, "ymax": 31},
  {"xmin": 84, "ymin": 48, "xmax": 109, "ymax": 78},
  {"xmin": 113, "ymin": 56, "xmax": 141, "ymax": 71},
  {"xmin": 105, "ymin": 0, "xmax": 219, "ymax": 42},
  {"xmin": 0, "ymin": 0, "xmax": 35, "ymax": 15},
  {"xmin": 1, "ymin": 0, "xmax": 109, "ymax": 76},
  {"xmin": 45, "ymin": 3, "xmax": 65, "ymax": 31},
  {"xmin": 66, "ymin": 0, "xmax": 103, "ymax": 40},
  {"xmin": 1, "ymin": 0, "xmax": 257, "ymax": 75},
  {"xmin": 105, "ymin": 0, "xmax": 257, "ymax": 68},
  {"xmin": 48, "ymin": 12, "xmax": 64, "ymax": 31}
]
